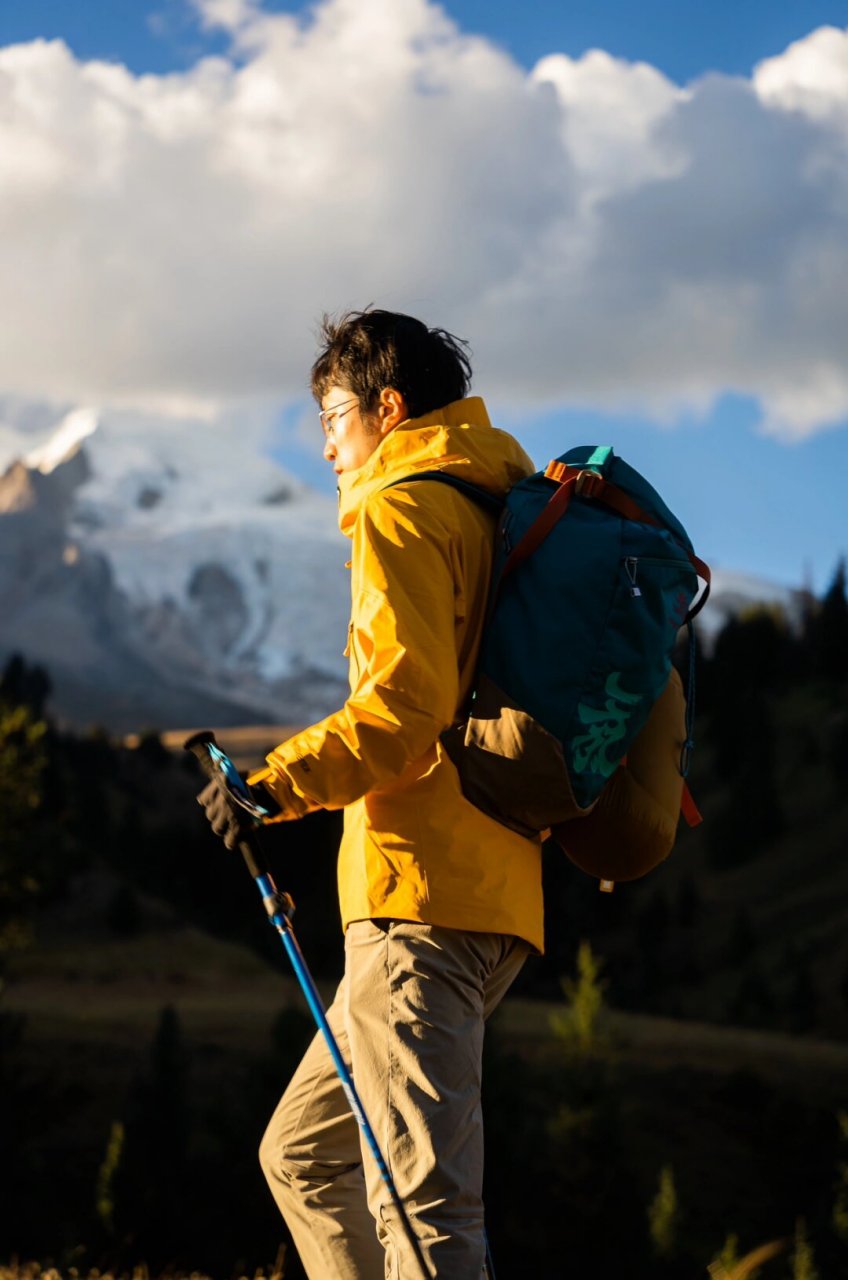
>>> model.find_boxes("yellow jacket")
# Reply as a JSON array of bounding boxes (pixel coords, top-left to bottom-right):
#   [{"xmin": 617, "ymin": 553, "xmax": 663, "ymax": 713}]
[{"xmin": 249, "ymin": 397, "xmax": 544, "ymax": 952}]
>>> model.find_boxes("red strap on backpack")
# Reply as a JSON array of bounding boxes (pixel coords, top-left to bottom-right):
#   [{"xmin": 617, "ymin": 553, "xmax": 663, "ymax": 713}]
[
  {"xmin": 500, "ymin": 470, "xmax": 579, "ymax": 580},
  {"xmin": 620, "ymin": 757, "xmax": 703, "ymax": 829},
  {"xmin": 680, "ymin": 782, "xmax": 703, "ymax": 828}
]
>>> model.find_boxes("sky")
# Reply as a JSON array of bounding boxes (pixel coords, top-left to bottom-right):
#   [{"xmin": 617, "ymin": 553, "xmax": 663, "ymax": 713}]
[{"xmin": 0, "ymin": 0, "xmax": 846, "ymax": 591}]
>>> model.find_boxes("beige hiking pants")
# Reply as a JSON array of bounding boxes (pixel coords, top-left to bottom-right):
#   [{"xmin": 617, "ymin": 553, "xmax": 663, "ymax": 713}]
[{"xmin": 259, "ymin": 919, "xmax": 528, "ymax": 1279}]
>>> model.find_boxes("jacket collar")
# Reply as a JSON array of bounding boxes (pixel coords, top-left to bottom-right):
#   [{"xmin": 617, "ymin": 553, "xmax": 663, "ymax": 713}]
[{"xmin": 336, "ymin": 396, "xmax": 494, "ymax": 536}]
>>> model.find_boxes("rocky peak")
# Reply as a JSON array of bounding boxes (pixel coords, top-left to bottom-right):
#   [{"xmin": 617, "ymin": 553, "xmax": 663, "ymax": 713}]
[
  {"xmin": 0, "ymin": 460, "xmax": 38, "ymax": 514},
  {"xmin": 0, "ymin": 447, "xmax": 91, "ymax": 519}
]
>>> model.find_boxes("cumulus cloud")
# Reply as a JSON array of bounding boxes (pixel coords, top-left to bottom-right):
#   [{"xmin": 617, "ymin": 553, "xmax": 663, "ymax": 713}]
[{"xmin": 0, "ymin": 0, "xmax": 846, "ymax": 440}]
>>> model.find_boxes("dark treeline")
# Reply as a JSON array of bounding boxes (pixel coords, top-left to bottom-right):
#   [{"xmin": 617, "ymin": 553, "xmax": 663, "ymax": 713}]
[{"xmin": 1, "ymin": 557, "xmax": 848, "ymax": 1275}]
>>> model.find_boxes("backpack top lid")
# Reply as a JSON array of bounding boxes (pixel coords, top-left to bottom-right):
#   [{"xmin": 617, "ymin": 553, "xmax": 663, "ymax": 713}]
[{"xmin": 556, "ymin": 445, "xmax": 695, "ymax": 556}]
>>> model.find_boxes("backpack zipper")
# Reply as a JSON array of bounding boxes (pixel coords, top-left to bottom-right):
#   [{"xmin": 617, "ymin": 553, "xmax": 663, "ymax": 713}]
[
  {"xmin": 622, "ymin": 555, "xmax": 693, "ymax": 599},
  {"xmin": 624, "ymin": 557, "xmax": 641, "ymax": 597}
]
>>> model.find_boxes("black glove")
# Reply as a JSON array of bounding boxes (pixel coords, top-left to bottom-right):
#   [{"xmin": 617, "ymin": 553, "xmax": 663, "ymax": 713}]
[{"xmin": 197, "ymin": 778, "xmax": 258, "ymax": 851}]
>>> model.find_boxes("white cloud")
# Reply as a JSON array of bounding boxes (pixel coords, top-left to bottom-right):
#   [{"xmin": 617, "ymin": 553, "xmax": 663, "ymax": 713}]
[
  {"xmin": 0, "ymin": 1, "xmax": 846, "ymax": 441},
  {"xmin": 192, "ymin": 0, "xmax": 261, "ymax": 34},
  {"xmin": 754, "ymin": 25, "xmax": 848, "ymax": 125}
]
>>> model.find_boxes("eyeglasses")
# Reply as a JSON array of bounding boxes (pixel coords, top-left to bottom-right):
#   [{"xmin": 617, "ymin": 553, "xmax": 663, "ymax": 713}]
[{"xmin": 319, "ymin": 396, "xmax": 359, "ymax": 438}]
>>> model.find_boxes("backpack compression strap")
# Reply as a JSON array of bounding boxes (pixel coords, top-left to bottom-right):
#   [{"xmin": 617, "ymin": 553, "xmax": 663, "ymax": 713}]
[{"xmin": 500, "ymin": 469, "xmax": 582, "ymax": 580}]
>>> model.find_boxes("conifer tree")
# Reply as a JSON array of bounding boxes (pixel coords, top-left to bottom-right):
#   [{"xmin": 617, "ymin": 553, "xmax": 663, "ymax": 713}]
[
  {"xmin": 0, "ymin": 700, "xmax": 46, "ymax": 951},
  {"xmin": 790, "ymin": 1219, "xmax": 819, "ymax": 1280},
  {"xmin": 551, "ymin": 940, "xmax": 610, "ymax": 1055},
  {"xmin": 114, "ymin": 1004, "xmax": 192, "ymax": 1259},
  {"xmin": 833, "ymin": 1111, "xmax": 848, "ymax": 1246},
  {"xmin": 708, "ymin": 688, "xmax": 784, "ymax": 868},
  {"xmin": 648, "ymin": 1164, "xmax": 677, "ymax": 1259},
  {"xmin": 95, "ymin": 1120, "xmax": 125, "ymax": 1236},
  {"xmin": 0, "ymin": 653, "xmax": 51, "ymax": 720},
  {"xmin": 811, "ymin": 558, "xmax": 848, "ymax": 685}
]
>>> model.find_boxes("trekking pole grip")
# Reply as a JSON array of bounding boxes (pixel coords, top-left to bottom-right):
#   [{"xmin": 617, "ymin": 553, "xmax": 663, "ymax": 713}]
[{"xmin": 183, "ymin": 729, "xmax": 269, "ymax": 879}]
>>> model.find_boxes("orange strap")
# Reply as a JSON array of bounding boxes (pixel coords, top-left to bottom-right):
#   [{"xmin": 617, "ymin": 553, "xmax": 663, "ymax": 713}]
[
  {"xmin": 680, "ymin": 782, "xmax": 703, "ymax": 828},
  {"xmin": 501, "ymin": 472, "xmax": 578, "ymax": 580}
]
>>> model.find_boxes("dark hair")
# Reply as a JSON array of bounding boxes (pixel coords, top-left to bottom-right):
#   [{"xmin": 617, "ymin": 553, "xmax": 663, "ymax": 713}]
[{"xmin": 311, "ymin": 309, "xmax": 472, "ymax": 419}]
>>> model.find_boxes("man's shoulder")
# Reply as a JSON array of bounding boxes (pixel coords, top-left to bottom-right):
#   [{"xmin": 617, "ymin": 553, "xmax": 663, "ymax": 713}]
[
  {"xmin": 352, "ymin": 476, "xmax": 491, "ymax": 569},
  {"xmin": 365, "ymin": 472, "xmax": 492, "ymax": 528}
]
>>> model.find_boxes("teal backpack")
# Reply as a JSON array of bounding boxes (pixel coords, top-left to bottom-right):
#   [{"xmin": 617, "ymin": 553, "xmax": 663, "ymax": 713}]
[{"xmin": 393, "ymin": 445, "xmax": 710, "ymax": 844}]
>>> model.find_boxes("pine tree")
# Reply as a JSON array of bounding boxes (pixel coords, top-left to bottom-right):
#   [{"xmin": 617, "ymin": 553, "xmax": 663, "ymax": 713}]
[
  {"xmin": 551, "ymin": 940, "xmax": 610, "ymax": 1055},
  {"xmin": 707, "ymin": 1235, "xmax": 784, "ymax": 1279},
  {"xmin": 827, "ymin": 713, "xmax": 848, "ymax": 795},
  {"xmin": 95, "ymin": 1120, "xmax": 125, "ymax": 1235},
  {"xmin": 708, "ymin": 688, "xmax": 784, "ymax": 868},
  {"xmin": 833, "ymin": 1111, "xmax": 848, "ymax": 1246},
  {"xmin": 0, "ymin": 700, "xmax": 47, "ymax": 952},
  {"xmin": 0, "ymin": 653, "xmax": 52, "ymax": 720},
  {"xmin": 711, "ymin": 1231, "xmax": 740, "ymax": 1276},
  {"xmin": 114, "ymin": 1005, "xmax": 192, "ymax": 1258},
  {"xmin": 648, "ymin": 1164, "xmax": 677, "ymax": 1259},
  {"xmin": 790, "ymin": 1219, "xmax": 819, "ymax": 1280},
  {"xmin": 706, "ymin": 612, "xmax": 789, "ymax": 864},
  {"xmin": 708, "ymin": 1232, "xmax": 767, "ymax": 1279},
  {"xmin": 811, "ymin": 558, "xmax": 848, "ymax": 685}
]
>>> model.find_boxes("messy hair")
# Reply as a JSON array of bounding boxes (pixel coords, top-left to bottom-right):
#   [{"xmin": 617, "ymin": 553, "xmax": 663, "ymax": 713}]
[{"xmin": 311, "ymin": 308, "xmax": 472, "ymax": 419}]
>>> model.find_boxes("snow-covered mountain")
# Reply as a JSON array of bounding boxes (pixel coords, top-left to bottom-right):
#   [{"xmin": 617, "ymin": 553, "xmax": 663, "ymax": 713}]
[
  {"xmin": 0, "ymin": 409, "xmax": 349, "ymax": 731},
  {"xmin": 0, "ymin": 409, "xmax": 804, "ymax": 732},
  {"xmin": 694, "ymin": 567, "xmax": 804, "ymax": 648}
]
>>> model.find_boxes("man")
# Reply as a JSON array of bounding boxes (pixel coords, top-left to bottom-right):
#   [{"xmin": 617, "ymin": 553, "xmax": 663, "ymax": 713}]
[{"xmin": 200, "ymin": 309, "xmax": 544, "ymax": 1279}]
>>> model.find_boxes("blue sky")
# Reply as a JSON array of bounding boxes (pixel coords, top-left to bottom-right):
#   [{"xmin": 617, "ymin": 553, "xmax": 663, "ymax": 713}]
[
  {"xmin": 2, "ymin": 0, "xmax": 846, "ymax": 82},
  {"xmin": 0, "ymin": 0, "xmax": 846, "ymax": 592}
]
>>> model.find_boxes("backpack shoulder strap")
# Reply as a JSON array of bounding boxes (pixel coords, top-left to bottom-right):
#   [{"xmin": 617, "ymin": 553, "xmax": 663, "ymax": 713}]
[{"xmin": 382, "ymin": 470, "xmax": 504, "ymax": 516}]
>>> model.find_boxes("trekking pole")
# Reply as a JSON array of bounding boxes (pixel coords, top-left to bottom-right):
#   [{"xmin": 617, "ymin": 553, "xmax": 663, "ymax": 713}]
[{"xmin": 184, "ymin": 730, "xmax": 433, "ymax": 1280}]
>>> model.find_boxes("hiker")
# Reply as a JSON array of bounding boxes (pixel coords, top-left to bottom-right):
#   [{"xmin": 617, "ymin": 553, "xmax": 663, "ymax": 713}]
[{"xmin": 199, "ymin": 309, "xmax": 544, "ymax": 1278}]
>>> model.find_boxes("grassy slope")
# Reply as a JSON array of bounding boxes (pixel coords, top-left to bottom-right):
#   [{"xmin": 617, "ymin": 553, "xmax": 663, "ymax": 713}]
[
  {"xmin": 7, "ymin": 914, "xmax": 847, "ymax": 1096},
  {"xmin": 5, "ymin": 909, "xmax": 847, "ymax": 1274}
]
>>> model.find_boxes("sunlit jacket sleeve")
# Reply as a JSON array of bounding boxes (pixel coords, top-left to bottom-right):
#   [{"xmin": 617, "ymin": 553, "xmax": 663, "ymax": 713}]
[{"xmin": 248, "ymin": 489, "xmax": 461, "ymax": 817}]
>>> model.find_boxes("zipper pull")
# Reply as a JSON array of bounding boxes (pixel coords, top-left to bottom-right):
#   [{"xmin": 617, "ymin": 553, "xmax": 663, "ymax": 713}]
[{"xmin": 625, "ymin": 557, "xmax": 641, "ymax": 598}]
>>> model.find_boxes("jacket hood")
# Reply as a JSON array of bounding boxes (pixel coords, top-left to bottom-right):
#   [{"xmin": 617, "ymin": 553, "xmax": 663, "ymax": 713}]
[{"xmin": 336, "ymin": 396, "xmax": 535, "ymax": 536}]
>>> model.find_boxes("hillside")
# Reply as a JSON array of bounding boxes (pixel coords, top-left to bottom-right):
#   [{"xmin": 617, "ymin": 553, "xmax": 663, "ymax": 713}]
[
  {"xmin": 2, "ymin": 581, "xmax": 848, "ymax": 1275},
  {"xmin": 3, "ymin": 915, "xmax": 848, "ymax": 1277}
]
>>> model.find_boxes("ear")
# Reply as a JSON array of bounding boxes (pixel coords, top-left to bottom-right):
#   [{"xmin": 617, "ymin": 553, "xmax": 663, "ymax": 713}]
[{"xmin": 376, "ymin": 387, "xmax": 409, "ymax": 436}]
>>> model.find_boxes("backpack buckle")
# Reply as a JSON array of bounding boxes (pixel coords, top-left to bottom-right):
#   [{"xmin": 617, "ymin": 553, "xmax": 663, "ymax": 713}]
[
  {"xmin": 575, "ymin": 469, "xmax": 603, "ymax": 498},
  {"xmin": 545, "ymin": 459, "xmax": 570, "ymax": 483}
]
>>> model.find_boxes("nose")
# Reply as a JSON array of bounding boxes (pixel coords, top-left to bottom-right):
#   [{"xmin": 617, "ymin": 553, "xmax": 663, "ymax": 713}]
[{"xmin": 323, "ymin": 435, "xmax": 336, "ymax": 463}]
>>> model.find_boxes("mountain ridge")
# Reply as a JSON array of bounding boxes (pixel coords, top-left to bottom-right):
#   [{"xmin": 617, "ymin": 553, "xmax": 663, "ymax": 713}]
[{"xmin": 0, "ymin": 411, "xmax": 805, "ymax": 731}]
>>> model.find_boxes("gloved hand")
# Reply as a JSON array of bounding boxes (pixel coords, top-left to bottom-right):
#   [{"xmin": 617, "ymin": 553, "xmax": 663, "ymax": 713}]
[{"xmin": 197, "ymin": 778, "xmax": 262, "ymax": 851}]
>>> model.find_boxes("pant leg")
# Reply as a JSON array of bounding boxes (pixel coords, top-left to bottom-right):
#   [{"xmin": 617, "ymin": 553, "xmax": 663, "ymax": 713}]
[
  {"xmin": 259, "ymin": 978, "xmax": 385, "ymax": 1280},
  {"xmin": 343, "ymin": 921, "xmax": 528, "ymax": 1280}
]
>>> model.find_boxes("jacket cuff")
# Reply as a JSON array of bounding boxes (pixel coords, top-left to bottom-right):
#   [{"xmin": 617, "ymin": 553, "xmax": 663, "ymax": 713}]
[{"xmin": 246, "ymin": 765, "xmax": 317, "ymax": 822}]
